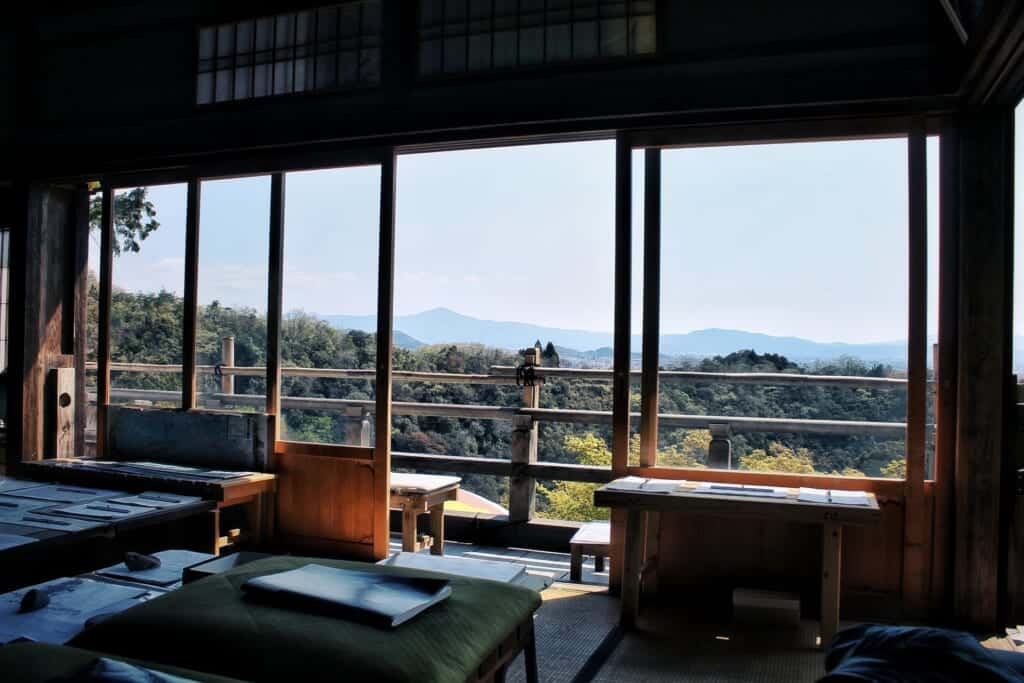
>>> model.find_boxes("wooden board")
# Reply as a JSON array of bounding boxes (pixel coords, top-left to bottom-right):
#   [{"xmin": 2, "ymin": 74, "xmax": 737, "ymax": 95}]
[{"xmin": 275, "ymin": 451, "xmax": 376, "ymax": 559}]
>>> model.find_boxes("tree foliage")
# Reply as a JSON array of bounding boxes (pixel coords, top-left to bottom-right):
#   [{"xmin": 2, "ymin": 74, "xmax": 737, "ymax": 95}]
[{"xmin": 89, "ymin": 187, "xmax": 160, "ymax": 256}]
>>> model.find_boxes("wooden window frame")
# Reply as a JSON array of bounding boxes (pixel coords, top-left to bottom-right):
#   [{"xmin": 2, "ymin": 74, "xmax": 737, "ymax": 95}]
[{"xmin": 611, "ymin": 117, "xmax": 948, "ymax": 494}]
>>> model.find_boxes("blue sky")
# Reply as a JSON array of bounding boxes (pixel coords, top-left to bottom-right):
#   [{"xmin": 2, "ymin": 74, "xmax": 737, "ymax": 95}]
[{"xmin": 94, "ymin": 134, "xmax": 951, "ymax": 345}]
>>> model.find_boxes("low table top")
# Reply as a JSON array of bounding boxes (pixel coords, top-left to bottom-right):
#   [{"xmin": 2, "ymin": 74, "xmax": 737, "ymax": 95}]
[
  {"xmin": 390, "ymin": 473, "xmax": 461, "ymax": 495},
  {"xmin": 594, "ymin": 477, "xmax": 881, "ymax": 526}
]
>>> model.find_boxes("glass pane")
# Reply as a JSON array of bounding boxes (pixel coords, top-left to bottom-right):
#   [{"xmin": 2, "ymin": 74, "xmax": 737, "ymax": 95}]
[
  {"xmin": 108, "ymin": 185, "xmax": 188, "ymax": 409},
  {"xmin": 215, "ymin": 69, "xmax": 233, "ymax": 102},
  {"xmin": 395, "ymin": 141, "xmax": 616, "ymax": 516},
  {"xmin": 654, "ymin": 139, "xmax": 910, "ymax": 478},
  {"xmin": 196, "ymin": 176, "xmax": 270, "ymax": 412},
  {"xmin": 630, "ymin": 15, "xmax": 656, "ymax": 55},
  {"xmin": 281, "ymin": 166, "xmax": 381, "ymax": 446},
  {"xmin": 199, "ymin": 27, "xmax": 216, "ymax": 61}
]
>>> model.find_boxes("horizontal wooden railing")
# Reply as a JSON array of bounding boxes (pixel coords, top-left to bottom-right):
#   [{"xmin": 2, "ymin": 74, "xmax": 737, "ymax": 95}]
[
  {"xmin": 87, "ymin": 361, "xmax": 916, "ymax": 389},
  {"xmin": 87, "ymin": 354, "xmax": 917, "ymax": 522}
]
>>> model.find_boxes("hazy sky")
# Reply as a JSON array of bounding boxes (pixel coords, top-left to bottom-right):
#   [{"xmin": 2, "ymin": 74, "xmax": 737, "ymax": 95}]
[{"xmin": 94, "ymin": 133, "xmax": 949, "ymax": 345}]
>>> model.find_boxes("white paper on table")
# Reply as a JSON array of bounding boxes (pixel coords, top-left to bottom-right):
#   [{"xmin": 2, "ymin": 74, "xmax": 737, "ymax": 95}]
[
  {"xmin": 828, "ymin": 490, "xmax": 871, "ymax": 506},
  {"xmin": 605, "ymin": 476, "xmax": 648, "ymax": 491},
  {"xmin": 798, "ymin": 487, "xmax": 830, "ymax": 504},
  {"xmin": 639, "ymin": 478, "xmax": 683, "ymax": 494}
]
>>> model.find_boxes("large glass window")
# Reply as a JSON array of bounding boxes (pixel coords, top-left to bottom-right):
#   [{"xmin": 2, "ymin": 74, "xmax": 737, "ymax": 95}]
[
  {"xmin": 107, "ymin": 185, "xmax": 187, "ymax": 409},
  {"xmin": 394, "ymin": 141, "xmax": 616, "ymax": 517},
  {"xmin": 195, "ymin": 176, "xmax": 271, "ymax": 410},
  {"xmin": 280, "ymin": 165, "xmax": 381, "ymax": 446},
  {"xmin": 643, "ymin": 138, "xmax": 914, "ymax": 478}
]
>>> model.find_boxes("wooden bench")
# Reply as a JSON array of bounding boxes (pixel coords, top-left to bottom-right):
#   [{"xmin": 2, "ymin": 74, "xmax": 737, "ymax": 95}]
[
  {"xmin": 390, "ymin": 473, "xmax": 461, "ymax": 555},
  {"xmin": 569, "ymin": 521, "xmax": 610, "ymax": 583}
]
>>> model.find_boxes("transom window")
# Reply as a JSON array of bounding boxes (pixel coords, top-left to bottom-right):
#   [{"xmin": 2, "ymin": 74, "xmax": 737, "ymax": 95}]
[
  {"xmin": 418, "ymin": 0, "xmax": 656, "ymax": 77},
  {"xmin": 197, "ymin": 1, "xmax": 382, "ymax": 105}
]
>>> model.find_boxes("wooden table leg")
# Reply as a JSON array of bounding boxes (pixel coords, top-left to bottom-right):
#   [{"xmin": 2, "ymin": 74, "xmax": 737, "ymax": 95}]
[
  {"xmin": 209, "ymin": 508, "xmax": 221, "ymax": 556},
  {"xmin": 570, "ymin": 544, "xmax": 583, "ymax": 583},
  {"xmin": 429, "ymin": 504, "xmax": 445, "ymax": 556},
  {"xmin": 821, "ymin": 521, "xmax": 842, "ymax": 648},
  {"xmin": 621, "ymin": 509, "xmax": 646, "ymax": 629},
  {"xmin": 524, "ymin": 622, "xmax": 539, "ymax": 683},
  {"xmin": 402, "ymin": 507, "xmax": 418, "ymax": 553}
]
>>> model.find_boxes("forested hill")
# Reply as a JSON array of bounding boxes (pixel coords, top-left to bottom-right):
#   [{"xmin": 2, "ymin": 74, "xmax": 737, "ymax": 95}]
[{"xmin": 96, "ymin": 286, "xmax": 911, "ymax": 516}]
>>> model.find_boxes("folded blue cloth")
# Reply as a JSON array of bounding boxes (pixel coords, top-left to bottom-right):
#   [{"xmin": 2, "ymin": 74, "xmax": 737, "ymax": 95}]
[{"xmin": 822, "ymin": 624, "xmax": 1024, "ymax": 682}]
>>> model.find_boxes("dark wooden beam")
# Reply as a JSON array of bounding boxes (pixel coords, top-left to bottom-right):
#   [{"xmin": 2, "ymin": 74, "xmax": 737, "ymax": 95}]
[
  {"xmin": 95, "ymin": 187, "xmax": 113, "ymax": 459},
  {"xmin": 962, "ymin": 1, "xmax": 1024, "ymax": 108},
  {"xmin": 903, "ymin": 122, "xmax": 930, "ymax": 615},
  {"xmin": 266, "ymin": 173, "xmax": 285, "ymax": 423},
  {"xmin": 953, "ymin": 107, "xmax": 1015, "ymax": 630},
  {"xmin": 612, "ymin": 134, "xmax": 633, "ymax": 475},
  {"xmin": 373, "ymin": 150, "xmax": 397, "ymax": 560},
  {"xmin": 931, "ymin": 119, "xmax": 960, "ymax": 617},
  {"xmin": 639, "ymin": 148, "xmax": 661, "ymax": 467},
  {"xmin": 72, "ymin": 185, "xmax": 90, "ymax": 457},
  {"xmin": 181, "ymin": 178, "xmax": 200, "ymax": 410}
]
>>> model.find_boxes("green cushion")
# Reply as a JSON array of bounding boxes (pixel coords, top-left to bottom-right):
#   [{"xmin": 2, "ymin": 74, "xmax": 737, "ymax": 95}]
[
  {"xmin": 0, "ymin": 642, "xmax": 245, "ymax": 683},
  {"xmin": 72, "ymin": 556, "xmax": 541, "ymax": 683}
]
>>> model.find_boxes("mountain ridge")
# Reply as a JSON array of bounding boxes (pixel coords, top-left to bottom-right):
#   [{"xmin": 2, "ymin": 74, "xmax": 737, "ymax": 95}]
[{"xmin": 319, "ymin": 307, "xmax": 938, "ymax": 366}]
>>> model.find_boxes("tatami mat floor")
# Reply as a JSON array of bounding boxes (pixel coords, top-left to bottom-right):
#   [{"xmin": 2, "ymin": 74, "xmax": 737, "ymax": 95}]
[{"xmin": 388, "ymin": 537, "xmax": 828, "ymax": 682}]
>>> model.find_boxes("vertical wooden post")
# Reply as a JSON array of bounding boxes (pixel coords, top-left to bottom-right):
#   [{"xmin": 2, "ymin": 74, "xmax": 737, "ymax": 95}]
[
  {"xmin": 373, "ymin": 151, "xmax": 397, "ymax": 560},
  {"xmin": 708, "ymin": 423, "xmax": 732, "ymax": 469},
  {"xmin": 72, "ymin": 185, "xmax": 90, "ymax": 457},
  {"xmin": 95, "ymin": 187, "xmax": 114, "ymax": 458},
  {"xmin": 612, "ymin": 134, "xmax": 633, "ymax": 475},
  {"xmin": 821, "ymin": 522, "xmax": 843, "ymax": 647},
  {"xmin": 954, "ymin": 108, "xmax": 1015, "ymax": 630},
  {"xmin": 931, "ymin": 120, "xmax": 959, "ymax": 615},
  {"xmin": 220, "ymin": 336, "xmax": 235, "ymax": 395},
  {"xmin": 903, "ymin": 123, "xmax": 930, "ymax": 614},
  {"xmin": 639, "ymin": 148, "xmax": 661, "ymax": 467},
  {"xmin": 267, "ymin": 172, "xmax": 285, "ymax": 482},
  {"xmin": 510, "ymin": 346, "xmax": 541, "ymax": 524},
  {"xmin": 45, "ymin": 367, "xmax": 75, "ymax": 459},
  {"xmin": 510, "ymin": 415, "xmax": 537, "ymax": 523},
  {"xmin": 610, "ymin": 133, "xmax": 634, "ymax": 594},
  {"xmin": 182, "ymin": 178, "xmax": 201, "ymax": 411}
]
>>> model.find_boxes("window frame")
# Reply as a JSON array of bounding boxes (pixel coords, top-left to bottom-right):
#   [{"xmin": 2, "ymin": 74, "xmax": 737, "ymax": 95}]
[{"xmin": 612, "ymin": 116, "xmax": 948, "ymax": 495}]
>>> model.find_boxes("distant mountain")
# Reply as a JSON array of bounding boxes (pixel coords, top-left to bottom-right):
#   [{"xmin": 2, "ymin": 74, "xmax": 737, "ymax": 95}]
[
  {"xmin": 321, "ymin": 307, "xmax": 972, "ymax": 368},
  {"xmin": 394, "ymin": 331, "xmax": 424, "ymax": 349}
]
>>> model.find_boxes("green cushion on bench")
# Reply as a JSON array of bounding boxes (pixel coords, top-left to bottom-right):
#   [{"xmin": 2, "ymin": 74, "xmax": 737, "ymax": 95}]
[
  {"xmin": 71, "ymin": 556, "xmax": 542, "ymax": 683},
  {"xmin": 0, "ymin": 642, "xmax": 245, "ymax": 683}
]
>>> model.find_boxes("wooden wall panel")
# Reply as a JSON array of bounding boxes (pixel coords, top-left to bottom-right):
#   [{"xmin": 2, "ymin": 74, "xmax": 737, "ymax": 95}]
[
  {"xmin": 652, "ymin": 492, "xmax": 912, "ymax": 621},
  {"xmin": 275, "ymin": 452, "xmax": 377, "ymax": 560}
]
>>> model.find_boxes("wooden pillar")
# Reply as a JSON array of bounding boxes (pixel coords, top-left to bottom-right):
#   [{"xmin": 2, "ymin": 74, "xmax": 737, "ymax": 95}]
[
  {"xmin": 953, "ymin": 108, "xmax": 1015, "ymax": 630},
  {"xmin": 220, "ymin": 336, "xmax": 235, "ymax": 395},
  {"xmin": 510, "ymin": 415, "xmax": 537, "ymax": 523},
  {"xmin": 931, "ymin": 120, "xmax": 960, "ymax": 617},
  {"xmin": 182, "ymin": 179, "xmax": 201, "ymax": 411},
  {"xmin": 639, "ymin": 148, "xmax": 661, "ymax": 468},
  {"xmin": 96, "ymin": 187, "xmax": 113, "ymax": 458},
  {"xmin": 610, "ymin": 134, "xmax": 634, "ymax": 594},
  {"xmin": 510, "ymin": 348, "xmax": 540, "ymax": 523},
  {"xmin": 707, "ymin": 423, "xmax": 732, "ymax": 469},
  {"xmin": 903, "ymin": 123, "xmax": 930, "ymax": 615},
  {"xmin": 10, "ymin": 184, "xmax": 81, "ymax": 463},
  {"xmin": 373, "ymin": 151, "xmax": 397, "ymax": 560},
  {"xmin": 72, "ymin": 186, "xmax": 89, "ymax": 457}
]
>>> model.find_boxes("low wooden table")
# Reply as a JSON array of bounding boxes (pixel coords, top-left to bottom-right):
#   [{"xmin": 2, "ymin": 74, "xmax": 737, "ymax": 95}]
[
  {"xmin": 19, "ymin": 459, "xmax": 277, "ymax": 554},
  {"xmin": 594, "ymin": 480, "xmax": 881, "ymax": 646},
  {"xmin": 390, "ymin": 473, "xmax": 461, "ymax": 555},
  {"xmin": 570, "ymin": 521, "xmax": 610, "ymax": 582}
]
